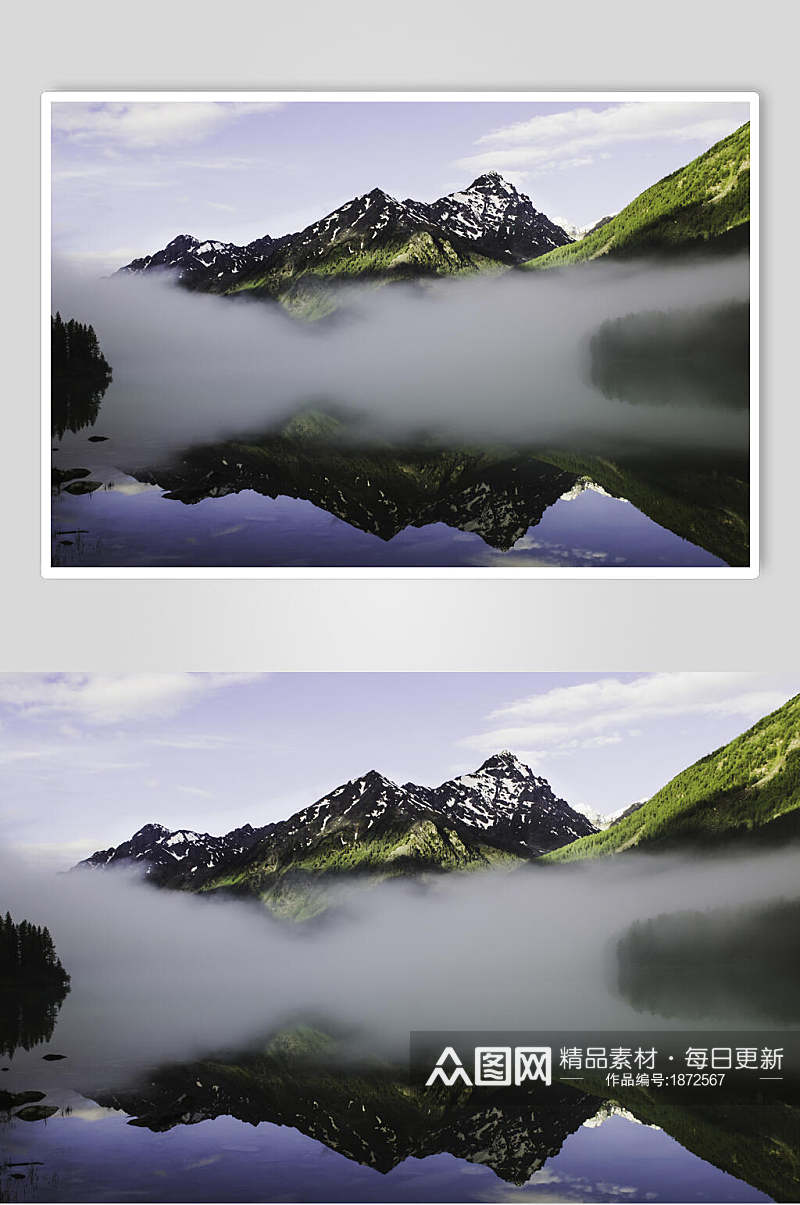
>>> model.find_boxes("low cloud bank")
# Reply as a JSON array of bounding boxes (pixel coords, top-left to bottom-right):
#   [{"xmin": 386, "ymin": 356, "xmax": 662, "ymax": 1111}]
[
  {"xmin": 51, "ymin": 255, "xmax": 750, "ymax": 464},
  {"xmin": 2, "ymin": 844, "xmax": 795, "ymax": 1088}
]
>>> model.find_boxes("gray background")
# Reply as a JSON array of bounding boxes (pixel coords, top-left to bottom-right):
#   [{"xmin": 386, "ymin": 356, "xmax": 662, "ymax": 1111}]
[{"xmin": 1, "ymin": 0, "xmax": 792, "ymax": 671}]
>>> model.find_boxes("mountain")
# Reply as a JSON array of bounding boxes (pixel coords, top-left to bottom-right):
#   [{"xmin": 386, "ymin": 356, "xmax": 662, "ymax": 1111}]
[
  {"xmin": 526, "ymin": 122, "xmax": 750, "ymax": 269},
  {"xmin": 552, "ymin": 215, "xmax": 614, "ymax": 242},
  {"xmin": 418, "ymin": 752, "xmax": 596, "ymax": 854},
  {"xmin": 84, "ymin": 821, "xmax": 266, "ymax": 880},
  {"xmin": 567, "ymin": 799, "xmax": 646, "ymax": 831},
  {"xmin": 78, "ymin": 752, "xmax": 596, "ymax": 918},
  {"xmin": 118, "ymin": 233, "xmax": 280, "ymax": 285},
  {"xmin": 207, "ymin": 186, "xmax": 508, "ymax": 317},
  {"xmin": 90, "ymin": 1028, "xmax": 800, "ymax": 1201},
  {"xmin": 95, "ymin": 1030, "xmax": 602, "ymax": 1185},
  {"xmin": 115, "ymin": 126, "xmax": 750, "ymax": 311},
  {"xmin": 132, "ymin": 418, "xmax": 580, "ymax": 553},
  {"xmin": 426, "ymin": 173, "xmax": 572, "ymax": 262},
  {"xmin": 605, "ymin": 799, "xmax": 646, "ymax": 827},
  {"xmin": 585, "ymin": 214, "xmax": 615, "ymax": 236},
  {"xmin": 117, "ymin": 174, "xmax": 571, "ymax": 316},
  {"xmin": 572, "ymin": 803, "xmax": 609, "ymax": 830},
  {"xmin": 127, "ymin": 406, "xmax": 750, "ymax": 567},
  {"xmin": 545, "ymin": 693, "xmax": 800, "ymax": 862},
  {"xmin": 533, "ymin": 444, "xmax": 749, "ymax": 568}
]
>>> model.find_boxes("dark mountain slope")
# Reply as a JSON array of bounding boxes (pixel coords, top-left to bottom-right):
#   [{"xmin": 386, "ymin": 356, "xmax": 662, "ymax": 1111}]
[
  {"xmin": 95, "ymin": 1030, "xmax": 601, "ymax": 1185},
  {"xmin": 132, "ymin": 420, "xmax": 580, "ymax": 553},
  {"xmin": 117, "ymin": 174, "xmax": 571, "ymax": 317},
  {"xmin": 78, "ymin": 753, "xmax": 596, "ymax": 918},
  {"xmin": 422, "ymin": 751, "xmax": 595, "ymax": 855},
  {"xmin": 215, "ymin": 187, "xmax": 506, "ymax": 317},
  {"xmin": 91, "ymin": 1027, "xmax": 800, "ymax": 1201},
  {"xmin": 426, "ymin": 172, "xmax": 571, "ymax": 263}
]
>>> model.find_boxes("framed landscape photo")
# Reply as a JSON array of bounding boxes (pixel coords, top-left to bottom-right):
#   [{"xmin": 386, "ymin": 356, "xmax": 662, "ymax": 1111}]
[
  {"xmin": 3, "ymin": 670, "xmax": 800, "ymax": 1203},
  {"xmin": 43, "ymin": 91, "xmax": 758, "ymax": 577}
]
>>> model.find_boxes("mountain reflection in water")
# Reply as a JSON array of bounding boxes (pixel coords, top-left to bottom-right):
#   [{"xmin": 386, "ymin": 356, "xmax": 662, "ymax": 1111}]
[
  {"xmin": 0, "ymin": 1027, "xmax": 793, "ymax": 1203},
  {"xmin": 2, "ymin": 876, "xmax": 797, "ymax": 1202},
  {"xmin": 51, "ymin": 425, "xmax": 745, "ymax": 569},
  {"xmin": 49, "ymin": 276, "xmax": 751, "ymax": 570}
]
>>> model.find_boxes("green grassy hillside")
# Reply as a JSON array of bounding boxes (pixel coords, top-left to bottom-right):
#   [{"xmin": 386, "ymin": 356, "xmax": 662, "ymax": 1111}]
[
  {"xmin": 221, "ymin": 230, "xmax": 505, "ymax": 318},
  {"xmin": 200, "ymin": 815, "xmax": 522, "ymax": 920},
  {"xmin": 525, "ymin": 122, "xmax": 750, "ymax": 269},
  {"xmin": 545, "ymin": 692, "xmax": 800, "ymax": 861}
]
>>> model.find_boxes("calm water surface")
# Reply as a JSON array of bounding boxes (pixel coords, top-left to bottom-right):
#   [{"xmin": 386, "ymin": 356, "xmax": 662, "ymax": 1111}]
[
  {"xmin": 0, "ymin": 1085, "xmax": 769, "ymax": 1204},
  {"xmin": 51, "ymin": 471, "xmax": 724, "ymax": 570}
]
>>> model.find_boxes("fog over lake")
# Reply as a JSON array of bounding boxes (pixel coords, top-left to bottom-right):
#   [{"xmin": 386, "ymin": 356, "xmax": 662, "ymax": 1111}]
[
  {"xmin": 2, "ymin": 846, "xmax": 795, "ymax": 1089},
  {"xmin": 52, "ymin": 254, "xmax": 750, "ymax": 462}
]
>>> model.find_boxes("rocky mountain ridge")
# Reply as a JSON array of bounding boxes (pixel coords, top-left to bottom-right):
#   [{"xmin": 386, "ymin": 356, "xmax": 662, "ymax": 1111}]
[
  {"xmin": 118, "ymin": 174, "xmax": 572, "ymax": 312},
  {"xmin": 79, "ymin": 752, "xmax": 596, "ymax": 915}
]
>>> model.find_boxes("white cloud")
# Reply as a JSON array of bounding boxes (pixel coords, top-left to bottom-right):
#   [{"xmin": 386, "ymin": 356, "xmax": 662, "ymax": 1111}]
[
  {"xmin": 14, "ymin": 838, "xmax": 111, "ymax": 868},
  {"xmin": 456, "ymin": 100, "xmax": 748, "ymax": 179},
  {"xmin": 51, "ymin": 101, "xmax": 281, "ymax": 149},
  {"xmin": 462, "ymin": 673, "xmax": 799, "ymax": 757},
  {"xmin": 0, "ymin": 749, "xmax": 53, "ymax": 765},
  {"xmin": 178, "ymin": 785, "xmax": 214, "ymax": 799},
  {"xmin": 172, "ymin": 156, "xmax": 261, "ymax": 172},
  {"xmin": 149, "ymin": 735, "xmax": 239, "ymax": 751},
  {"xmin": 52, "ymin": 165, "xmax": 113, "ymax": 183},
  {"xmin": 0, "ymin": 673, "xmax": 259, "ymax": 726},
  {"xmin": 57, "ymin": 247, "xmax": 145, "ymax": 267},
  {"xmin": 0, "ymin": 739, "xmax": 145, "ymax": 774}
]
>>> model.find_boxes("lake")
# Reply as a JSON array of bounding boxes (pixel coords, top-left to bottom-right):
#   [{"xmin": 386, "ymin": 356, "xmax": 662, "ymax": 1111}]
[
  {"xmin": 51, "ymin": 468, "xmax": 727, "ymax": 570},
  {"xmin": 0, "ymin": 1087, "xmax": 772, "ymax": 1203},
  {"xmin": 2, "ymin": 857, "xmax": 797, "ymax": 1203},
  {"xmin": 49, "ymin": 263, "xmax": 751, "ymax": 571}
]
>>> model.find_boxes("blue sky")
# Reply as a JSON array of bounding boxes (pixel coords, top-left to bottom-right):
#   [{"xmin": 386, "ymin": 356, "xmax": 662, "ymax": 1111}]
[
  {"xmin": 0, "ymin": 672, "xmax": 794, "ymax": 866},
  {"xmin": 51, "ymin": 98, "xmax": 751, "ymax": 271}
]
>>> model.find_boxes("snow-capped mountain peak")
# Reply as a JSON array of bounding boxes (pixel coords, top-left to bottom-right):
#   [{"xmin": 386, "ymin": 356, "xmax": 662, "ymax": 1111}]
[
  {"xmin": 134, "ymin": 821, "xmax": 171, "ymax": 838},
  {"xmin": 552, "ymin": 214, "xmax": 616, "ymax": 243},
  {"xmin": 364, "ymin": 186, "xmax": 400, "ymax": 203},
  {"xmin": 77, "ymin": 753, "xmax": 598, "ymax": 885},
  {"xmin": 80, "ymin": 818, "xmax": 269, "ymax": 878},
  {"xmin": 118, "ymin": 172, "xmax": 573, "ymax": 288},
  {"xmin": 432, "ymin": 753, "xmax": 597, "ymax": 852},
  {"xmin": 466, "ymin": 171, "xmax": 520, "ymax": 194},
  {"xmin": 571, "ymin": 803, "xmax": 608, "ymax": 831},
  {"xmin": 427, "ymin": 176, "xmax": 572, "ymax": 263},
  {"xmin": 119, "ymin": 232, "xmax": 275, "ymax": 284},
  {"xmin": 477, "ymin": 750, "xmax": 536, "ymax": 776}
]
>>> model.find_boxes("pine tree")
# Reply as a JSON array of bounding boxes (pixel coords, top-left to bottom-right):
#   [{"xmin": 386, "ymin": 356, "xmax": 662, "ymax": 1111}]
[
  {"xmin": 51, "ymin": 313, "xmax": 112, "ymax": 439},
  {"xmin": 0, "ymin": 911, "xmax": 70, "ymax": 987}
]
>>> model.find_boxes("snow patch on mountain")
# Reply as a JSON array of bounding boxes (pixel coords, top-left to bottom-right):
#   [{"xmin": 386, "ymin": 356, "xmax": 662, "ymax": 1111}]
[
  {"xmin": 558, "ymin": 479, "xmax": 620, "ymax": 503},
  {"xmin": 552, "ymin": 215, "xmax": 616, "ymax": 242},
  {"xmin": 571, "ymin": 803, "xmax": 609, "ymax": 831},
  {"xmin": 583, "ymin": 1104, "xmax": 661, "ymax": 1130}
]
